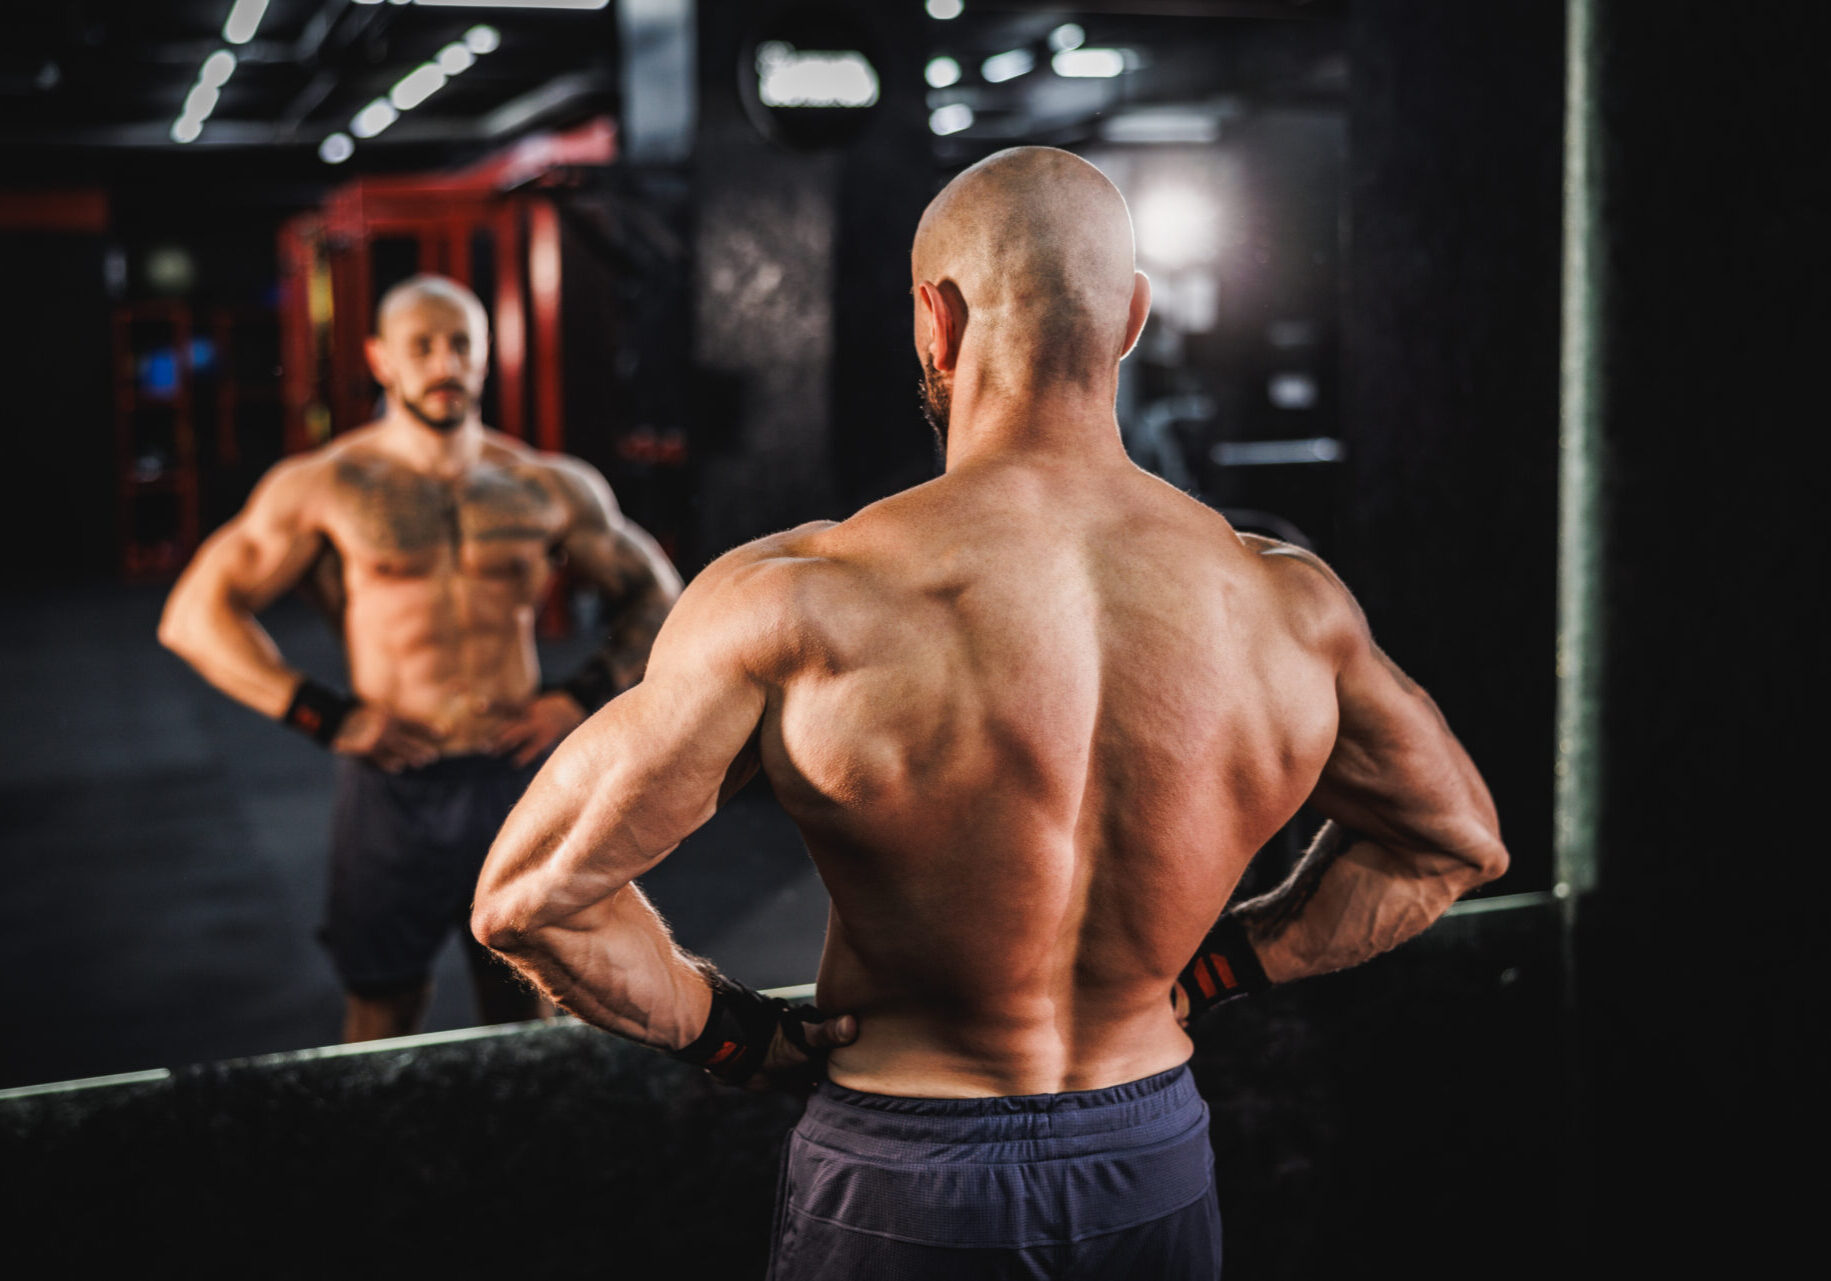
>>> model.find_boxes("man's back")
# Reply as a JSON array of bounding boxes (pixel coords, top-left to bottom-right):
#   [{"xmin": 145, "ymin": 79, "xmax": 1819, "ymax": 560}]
[{"xmin": 755, "ymin": 454, "xmax": 1344, "ymax": 1095}]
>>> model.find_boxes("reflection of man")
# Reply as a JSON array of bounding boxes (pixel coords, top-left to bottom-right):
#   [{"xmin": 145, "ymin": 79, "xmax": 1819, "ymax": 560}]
[
  {"xmin": 160, "ymin": 274, "xmax": 681, "ymax": 1043},
  {"xmin": 472, "ymin": 149, "xmax": 1508, "ymax": 1278}
]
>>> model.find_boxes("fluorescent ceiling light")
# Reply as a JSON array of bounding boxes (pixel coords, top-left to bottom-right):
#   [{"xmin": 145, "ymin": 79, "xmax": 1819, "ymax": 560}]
[
  {"xmin": 351, "ymin": 97, "xmax": 401, "ymax": 138},
  {"xmin": 1099, "ymin": 109, "xmax": 1220, "ymax": 145},
  {"xmin": 926, "ymin": 0, "xmax": 964, "ymax": 19},
  {"xmin": 390, "ymin": 63, "xmax": 448, "ymax": 111},
  {"xmin": 437, "ymin": 42, "xmax": 476, "ymax": 75},
  {"xmin": 1049, "ymin": 24, "xmax": 1085, "ymax": 52},
  {"xmin": 411, "ymin": 1, "xmax": 607, "ymax": 8},
  {"xmin": 222, "ymin": 0, "xmax": 270, "ymax": 46},
  {"xmin": 171, "ymin": 117, "xmax": 204, "ymax": 144},
  {"xmin": 199, "ymin": 51, "xmax": 238, "ymax": 89},
  {"xmin": 929, "ymin": 103, "xmax": 973, "ymax": 136},
  {"xmin": 756, "ymin": 43, "xmax": 879, "ymax": 109},
  {"xmin": 981, "ymin": 49, "xmax": 1034, "ymax": 84},
  {"xmin": 465, "ymin": 25, "xmax": 502, "ymax": 54},
  {"xmin": 319, "ymin": 132, "xmax": 356, "ymax": 164},
  {"xmin": 184, "ymin": 83, "xmax": 221, "ymax": 121},
  {"xmin": 925, "ymin": 56, "xmax": 961, "ymax": 89},
  {"xmin": 1052, "ymin": 48, "xmax": 1128, "ymax": 78}
]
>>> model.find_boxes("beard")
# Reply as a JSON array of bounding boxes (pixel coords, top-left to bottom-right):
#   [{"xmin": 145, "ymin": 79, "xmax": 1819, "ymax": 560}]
[
  {"xmin": 918, "ymin": 355, "xmax": 951, "ymax": 453},
  {"xmin": 401, "ymin": 382, "xmax": 473, "ymax": 432}
]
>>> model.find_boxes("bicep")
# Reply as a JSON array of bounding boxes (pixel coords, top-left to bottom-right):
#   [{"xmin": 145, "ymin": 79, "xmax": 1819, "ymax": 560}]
[
  {"xmin": 167, "ymin": 470, "xmax": 324, "ymax": 618},
  {"xmin": 482, "ymin": 565, "xmax": 770, "ymax": 916},
  {"xmin": 1310, "ymin": 618, "xmax": 1500, "ymax": 867},
  {"xmin": 551, "ymin": 462, "xmax": 682, "ymax": 601}
]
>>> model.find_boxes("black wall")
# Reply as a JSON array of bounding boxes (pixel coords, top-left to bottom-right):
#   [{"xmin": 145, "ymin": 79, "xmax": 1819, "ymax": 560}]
[
  {"xmin": 1578, "ymin": 2, "xmax": 1820, "ymax": 1270},
  {"xmin": 1342, "ymin": 0, "xmax": 1568, "ymax": 896}
]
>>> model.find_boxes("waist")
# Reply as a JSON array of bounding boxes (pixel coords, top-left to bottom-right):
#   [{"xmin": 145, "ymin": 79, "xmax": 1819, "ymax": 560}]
[{"xmin": 801, "ymin": 1063, "xmax": 1205, "ymax": 1161}]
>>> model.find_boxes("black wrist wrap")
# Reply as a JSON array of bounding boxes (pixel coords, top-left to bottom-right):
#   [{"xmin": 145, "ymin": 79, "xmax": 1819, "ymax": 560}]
[
  {"xmin": 282, "ymin": 678, "xmax": 358, "ymax": 747},
  {"xmin": 1177, "ymin": 913, "xmax": 1272, "ymax": 1018},
  {"xmin": 543, "ymin": 656, "xmax": 620, "ymax": 715},
  {"xmin": 670, "ymin": 975, "xmax": 820, "ymax": 1085}
]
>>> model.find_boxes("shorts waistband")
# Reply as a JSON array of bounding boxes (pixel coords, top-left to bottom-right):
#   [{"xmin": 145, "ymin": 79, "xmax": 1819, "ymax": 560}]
[{"xmin": 802, "ymin": 1063, "xmax": 1203, "ymax": 1160}]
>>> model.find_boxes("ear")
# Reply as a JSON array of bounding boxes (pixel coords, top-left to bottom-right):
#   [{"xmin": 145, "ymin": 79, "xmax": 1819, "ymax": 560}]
[
  {"xmin": 915, "ymin": 279, "xmax": 967, "ymax": 372},
  {"xmin": 1119, "ymin": 270, "xmax": 1152, "ymax": 360},
  {"xmin": 363, "ymin": 334, "xmax": 391, "ymax": 388}
]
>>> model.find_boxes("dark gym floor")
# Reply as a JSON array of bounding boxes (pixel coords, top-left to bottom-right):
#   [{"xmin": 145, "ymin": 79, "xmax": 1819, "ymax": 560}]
[{"xmin": 0, "ymin": 581, "xmax": 828, "ymax": 1091}]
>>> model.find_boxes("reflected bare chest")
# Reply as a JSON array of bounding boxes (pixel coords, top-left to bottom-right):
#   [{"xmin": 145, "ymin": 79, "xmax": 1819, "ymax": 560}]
[{"xmin": 328, "ymin": 458, "xmax": 564, "ymax": 583}]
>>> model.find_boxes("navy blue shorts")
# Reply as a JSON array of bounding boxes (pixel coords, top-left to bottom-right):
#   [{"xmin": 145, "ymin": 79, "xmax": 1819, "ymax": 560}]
[
  {"xmin": 769, "ymin": 1063, "xmax": 1222, "ymax": 1280},
  {"xmin": 320, "ymin": 753, "xmax": 541, "ymax": 997}
]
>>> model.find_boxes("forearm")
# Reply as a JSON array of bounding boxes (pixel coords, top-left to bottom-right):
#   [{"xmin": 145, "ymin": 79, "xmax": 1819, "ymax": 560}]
[
  {"xmin": 484, "ymin": 884, "xmax": 713, "ymax": 1049},
  {"xmin": 1234, "ymin": 821, "xmax": 1489, "ymax": 984},
  {"xmin": 159, "ymin": 592, "xmax": 305, "ymax": 718}
]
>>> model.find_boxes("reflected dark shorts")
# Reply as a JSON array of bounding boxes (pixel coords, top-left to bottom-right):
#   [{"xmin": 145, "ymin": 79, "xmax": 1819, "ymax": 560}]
[
  {"xmin": 320, "ymin": 753, "xmax": 542, "ymax": 996},
  {"xmin": 769, "ymin": 1063, "xmax": 1222, "ymax": 1281}
]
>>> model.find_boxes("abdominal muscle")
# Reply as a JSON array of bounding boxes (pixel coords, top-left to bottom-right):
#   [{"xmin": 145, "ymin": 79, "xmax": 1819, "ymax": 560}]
[{"xmin": 341, "ymin": 572, "xmax": 545, "ymax": 756}]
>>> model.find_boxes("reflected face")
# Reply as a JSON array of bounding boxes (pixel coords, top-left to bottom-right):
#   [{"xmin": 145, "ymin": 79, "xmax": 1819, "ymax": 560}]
[
  {"xmin": 371, "ymin": 297, "xmax": 488, "ymax": 433},
  {"xmin": 919, "ymin": 354, "xmax": 951, "ymax": 451}
]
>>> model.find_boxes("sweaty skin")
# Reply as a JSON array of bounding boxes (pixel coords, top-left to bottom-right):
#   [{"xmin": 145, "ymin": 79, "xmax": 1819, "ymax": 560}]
[{"xmin": 473, "ymin": 148, "xmax": 1507, "ymax": 1098}]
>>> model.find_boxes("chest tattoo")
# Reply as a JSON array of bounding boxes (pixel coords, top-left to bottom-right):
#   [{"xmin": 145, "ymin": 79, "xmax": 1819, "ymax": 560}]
[{"xmin": 333, "ymin": 458, "xmax": 561, "ymax": 558}]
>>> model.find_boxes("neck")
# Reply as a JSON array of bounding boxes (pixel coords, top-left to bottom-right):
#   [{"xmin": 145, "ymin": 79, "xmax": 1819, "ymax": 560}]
[
  {"xmin": 378, "ymin": 405, "xmax": 484, "ymax": 474},
  {"xmin": 942, "ymin": 354, "xmax": 1128, "ymax": 471}
]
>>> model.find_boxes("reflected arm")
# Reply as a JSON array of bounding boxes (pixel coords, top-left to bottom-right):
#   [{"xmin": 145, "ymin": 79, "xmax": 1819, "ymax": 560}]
[{"xmin": 156, "ymin": 457, "xmax": 329, "ymax": 718}]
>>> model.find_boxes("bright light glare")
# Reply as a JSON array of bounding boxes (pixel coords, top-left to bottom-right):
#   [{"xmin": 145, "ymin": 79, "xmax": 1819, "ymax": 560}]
[
  {"xmin": 171, "ymin": 117, "xmax": 204, "ymax": 144},
  {"xmin": 1052, "ymin": 48, "xmax": 1127, "ymax": 78},
  {"xmin": 437, "ymin": 43, "xmax": 476, "ymax": 75},
  {"xmin": 464, "ymin": 25, "xmax": 501, "ymax": 55},
  {"xmin": 1268, "ymin": 374, "xmax": 1319, "ymax": 411},
  {"xmin": 925, "ymin": 56, "xmax": 961, "ymax": 89},
  {"xmin": 390, "ymin": 63, "xmax": 448, "ymax": 111},
  {"xmin": 184, "ymin": 83, "xmax": 221, "ymax": 121},
  {"xmin": 981, "ymin": 49, "xmax": 1034, "ymax": 84},
  {"xmin": 929, "ymin": 103, "xmax": 973, "ymax": 136},
  {"xmin": 926, "ymin": 0, "xmax": 964, "ymax": 19},
  {"xmin": 200, "ymin": 51, "xmax": 238, "ymax": 88},
  {"xmin": 222, "ymin": 0, "xmax": 270, "ymax": 46},
  {"xmin": 319, "ymin": 132, "xmax": 356, "ymax": 164},
  {"xmin": 756, "ymin": 43, "xmax": 880, "ymax": 108},
  {"xmin": 1135, "ymin": 188, "xmax": 1219, "ymax": 269},
  {"xmin": 351, "ymin": 97, "xmax": 401, "ymax": 138},
  {"xmin": 1049, "ymin": 24, "xmax": 1085, "ymax": 52}
]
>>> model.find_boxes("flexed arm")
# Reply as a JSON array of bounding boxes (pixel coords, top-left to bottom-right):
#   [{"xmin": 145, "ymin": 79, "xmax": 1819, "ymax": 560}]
[
  {"xmin": 157, "ymin": 458, "xmax": 439, "ymax": 771},
  {"xmin": 489, "ymin": 458, "xmax": 685, "ymax": 765},
  {"xmin": 472, "ymin": 541, "xmax": 852, "ymax": 1085},
  {"xmin": 1180, "ymin": 542, "xmax": 1508, "ymax": 1019}
]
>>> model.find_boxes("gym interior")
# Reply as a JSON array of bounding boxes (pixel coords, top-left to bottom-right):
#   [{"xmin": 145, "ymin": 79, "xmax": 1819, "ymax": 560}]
[{"xmin": 0, "ymin": 2, "xmax": 1814, "ymax": 1276}]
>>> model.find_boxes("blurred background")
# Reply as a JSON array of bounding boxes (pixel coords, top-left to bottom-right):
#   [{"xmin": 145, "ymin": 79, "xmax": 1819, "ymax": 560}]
[{"xmin": 0, "ymin": 2, "xmax": 1816, "ymax": 1278}]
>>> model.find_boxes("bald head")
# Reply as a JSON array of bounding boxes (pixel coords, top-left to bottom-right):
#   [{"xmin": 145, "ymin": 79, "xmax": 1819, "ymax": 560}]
[
  {"xmin": 374, "ymin": 273, "xmax": 489, "ymax": 341},
  {"xmin": 913, "ymin": 147, "xmax": 1141, "ymax": 388}
]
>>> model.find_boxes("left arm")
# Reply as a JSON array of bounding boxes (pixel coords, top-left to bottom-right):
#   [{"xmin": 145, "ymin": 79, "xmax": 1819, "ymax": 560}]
[
  {"xmin": 471, "ymin": 545, "xmax": 851, "ymax": 1081},
  {"xmin": 492, "ymin": 459, "xmax": 685, "ymax": 763}
]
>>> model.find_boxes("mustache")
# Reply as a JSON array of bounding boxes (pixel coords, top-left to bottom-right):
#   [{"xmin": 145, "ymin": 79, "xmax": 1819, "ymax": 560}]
[{"xmin": 424, "ymin": 381, "xmax": 469, "ymax": 396}]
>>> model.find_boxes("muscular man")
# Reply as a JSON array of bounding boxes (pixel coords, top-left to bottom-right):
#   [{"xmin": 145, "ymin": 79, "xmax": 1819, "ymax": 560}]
[
  {"xmin": 472, "ymin": 149, "xmax": 1507, "ymax": 1277},
  {"xmin": 160, "ymin": 274, "xmax": 681, "ymax": 1043}
]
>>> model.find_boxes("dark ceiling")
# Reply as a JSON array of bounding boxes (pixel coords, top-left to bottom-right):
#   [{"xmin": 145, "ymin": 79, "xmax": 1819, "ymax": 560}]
[{"xmin": 0, "ymin": 2, "xmax": 1343, "ymax": 185}]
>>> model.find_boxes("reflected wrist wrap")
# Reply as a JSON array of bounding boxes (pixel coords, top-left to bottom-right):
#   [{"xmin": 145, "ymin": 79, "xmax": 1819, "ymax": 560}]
[
  {"xmin": 282, "ymin": 677, "xmax": 357, "ymax": 747},
  {"xmin": 670, "ymin": 975, "xmax": 816, "ymax": 1085},
  {"xmin": 1177, "ymin": 913, "xmax": 1272, "ymax": 1020}
]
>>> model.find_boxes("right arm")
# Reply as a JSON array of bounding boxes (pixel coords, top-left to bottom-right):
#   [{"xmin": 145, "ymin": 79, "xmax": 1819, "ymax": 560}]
[
  {"xmin": 1225, "ymin": 543, "xmax": 1509, "ymax": 987},
  {"xmin": 157, "ymin": 459, "xmax": 438, "ymax": 770}
]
